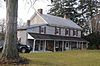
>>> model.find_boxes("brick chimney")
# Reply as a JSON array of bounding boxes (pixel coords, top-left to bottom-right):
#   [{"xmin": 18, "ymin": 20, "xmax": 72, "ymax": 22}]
[
  {"xmin": 27, "ymin": 20, "xmax": 30, "ymax": 27},
  {"xmin": 38, "ymin": 9, "xmax": 43, "ymax": 14}
]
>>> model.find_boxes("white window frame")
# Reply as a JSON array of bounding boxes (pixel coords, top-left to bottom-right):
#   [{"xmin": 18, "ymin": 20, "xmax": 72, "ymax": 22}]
[
  {"xmin": 65, "ymin": 29, "xmax": 69, "ymax": 36},
  {"xmin": 55, "ymin": 27, "xmax": 61, "ymax": 35},
  {"xmin": 40, "ymin": 26, "xmax": 46, "ymax": 34},
  {"xmin": 73, "ymin": 30, "xmax": 78, "ymax": 36}
]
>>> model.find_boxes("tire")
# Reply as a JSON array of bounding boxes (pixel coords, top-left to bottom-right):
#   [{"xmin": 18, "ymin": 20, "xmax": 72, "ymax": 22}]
[{"xmin": 21, "ymin": 48, "xmax": 26, "ymax": 53}]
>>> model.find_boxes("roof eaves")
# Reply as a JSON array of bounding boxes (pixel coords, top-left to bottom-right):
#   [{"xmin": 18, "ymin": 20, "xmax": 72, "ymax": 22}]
[
  {"xmin": 30, "ymin": 12, "xmax": 37, "ymax": 20},
  {"xmin": 37, "ymin": 13, "xmax": 48, "ymax": 24},
  {"xmin": 27, "ymin": 24, "xmax": 48, "ymax": 29},
  {"xmin": 48, "ymin": 24, "xmax": 83, "ymax": 30},
  {"xmin": 17, "ymin": 28, "xmax": 27, "ymax": 31}
]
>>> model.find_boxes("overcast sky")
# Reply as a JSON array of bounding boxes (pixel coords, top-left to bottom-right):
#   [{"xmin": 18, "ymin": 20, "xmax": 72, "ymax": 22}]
[{"xmin": 0, "ymin": 0, "xmax": 51, "ymax": 22}]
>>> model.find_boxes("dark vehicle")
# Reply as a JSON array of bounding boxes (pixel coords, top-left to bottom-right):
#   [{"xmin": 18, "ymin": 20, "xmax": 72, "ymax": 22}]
[
  {"xmin": 0, "ymin": 45, "xmax": 3, "ymax": 52},
  {"xmin": 0, "ymin": 40, "xmax": 4, "ymax": 52},
  {"xmin": 0, "ymin": 41, "xmax": 32, "ymax": 53},
  {"xmin": 17, "ymin": 43, "xmax": 32, "ymax": 53}
]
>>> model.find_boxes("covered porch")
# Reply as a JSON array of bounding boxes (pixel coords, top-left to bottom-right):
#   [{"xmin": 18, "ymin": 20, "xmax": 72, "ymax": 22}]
[{"xmin": 27, "ymin": 33, "xmax": 88, "ymax": 52}]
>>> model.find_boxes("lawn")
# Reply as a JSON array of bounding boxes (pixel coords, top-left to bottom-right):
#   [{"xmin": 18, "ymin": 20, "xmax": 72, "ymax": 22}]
[{"xmin": 1, "ymin": 50, "xmax": 100, "ymax": 66}]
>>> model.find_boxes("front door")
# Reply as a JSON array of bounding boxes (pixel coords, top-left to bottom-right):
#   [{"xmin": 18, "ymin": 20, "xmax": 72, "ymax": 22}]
[{"xmin": 65, "ymin": 42, "xmax": 69, "ymax": 50}]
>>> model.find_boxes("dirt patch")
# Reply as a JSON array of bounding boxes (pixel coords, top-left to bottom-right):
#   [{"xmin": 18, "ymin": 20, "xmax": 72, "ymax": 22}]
[{"xmin": 0, "ymin": 57, "xmax": 30, "ymax": 65}]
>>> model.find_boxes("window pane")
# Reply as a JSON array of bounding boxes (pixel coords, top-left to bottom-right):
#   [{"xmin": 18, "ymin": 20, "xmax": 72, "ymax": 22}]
[
  {"xmin": 73, "ymin": 30, "xmax": 76, "ymax": 36},
  {"xmin": 73, "ymin": 30, "xmax": 78, "ymax": 36},
  {"xmin": 55, "ymin": 27, "xmax": 61, "ymax": 35},
  {"xmin": 65, "ymin": 29, "xmax": 69, "ymax": 35},
  {"xmin": 39, "ymin": 26, "xmax": 46, "ymax": 34}
]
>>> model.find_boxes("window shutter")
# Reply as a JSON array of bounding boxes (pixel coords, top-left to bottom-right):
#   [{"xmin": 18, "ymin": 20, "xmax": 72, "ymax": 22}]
[
  {"xmin": 44, "ymin": 27, "xmax": 46, "ymax": 34},
  {"xmin": 69, "ymin": 29, "xmax": 70, "ymax": 36},
  {"xmin": 73, "ymin": 30, "xmax": 75, "ymax": 36},
  {"xmin": 55, "ymin": 26, "xmax": 57, "ymax": 34},
  {"xmin": 65, "ymin": 29, "xmax": 69, "ymax": 36},
  {"xmin": 76, "ymin": 30, "xmax": 78, "ymax": 36},
  {"xmin": 65, "ymin": 29, "xmax": 66, "ymax": 35},
  {"xmin": 39, "ymin": 26, "xmax": 41, "ymax": 33},
  {"xmin": 59, "ymin": 28, "xmax": 61, "ymax": 35}
]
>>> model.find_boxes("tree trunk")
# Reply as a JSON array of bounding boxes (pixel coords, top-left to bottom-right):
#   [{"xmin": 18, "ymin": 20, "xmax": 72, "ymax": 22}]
[{"xmin": 1, "ymin": 0, "xmax": 19, "ymax": 61}]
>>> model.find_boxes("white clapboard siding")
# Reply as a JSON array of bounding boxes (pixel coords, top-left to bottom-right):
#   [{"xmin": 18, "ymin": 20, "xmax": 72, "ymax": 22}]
[
  {"xmin": 27, "ymin": 27, "xmax": 39, "ymax": 33},
  {"xmin": 46, "ymin": 26, "xmax": 55, "ymax": 35},
  {"xmin": 17, "ymin": 30, "xmax": 27, "ymax": 45},
  {"xmin": 30, "ymin": 14, "xmax": 47, "ymax": 25}
]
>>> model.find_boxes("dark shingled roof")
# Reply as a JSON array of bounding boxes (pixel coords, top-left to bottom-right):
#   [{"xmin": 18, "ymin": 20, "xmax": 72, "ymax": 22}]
[{"xmin": 28, "ymin": 33, "xmax": 88, "ymax": 42}]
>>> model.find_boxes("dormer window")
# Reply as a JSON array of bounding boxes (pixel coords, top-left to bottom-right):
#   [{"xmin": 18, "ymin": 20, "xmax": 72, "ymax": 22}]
[
  {"xmin": 39, "ymin": 26, "xmax": 46, "ymax": 34},
  {"xmin": 55, "ymin": 27, "xmax": 61, "ymax": 35},
  {"xmin": 65, "ymin": 29, "xmax": 69, "ymax": 36},
  {"xmin": 73, "ymin": 30, "xmax": 78, "ymax": 36}
]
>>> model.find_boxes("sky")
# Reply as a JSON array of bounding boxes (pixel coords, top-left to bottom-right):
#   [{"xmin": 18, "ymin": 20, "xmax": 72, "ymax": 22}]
[{"xmin": 0, "ymin": 0, "xmax": 51, "ymax": 22}]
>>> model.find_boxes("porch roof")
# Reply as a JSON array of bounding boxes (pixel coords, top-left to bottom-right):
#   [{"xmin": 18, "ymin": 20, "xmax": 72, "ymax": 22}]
[{"xmin": 28, "ymin": 33, "xmax": 88, "ymax": 42}]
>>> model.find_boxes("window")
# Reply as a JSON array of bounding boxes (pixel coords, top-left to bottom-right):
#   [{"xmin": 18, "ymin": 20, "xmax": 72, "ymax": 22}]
[
  {"xmin": 73, "ymin": 30, "xmax": 78, "ymax": 36},
  {"xmin": 41, "ymin": 27, "xmax": 44, "ymax": 32},
  {"xmin": 65, "ymin": 29, "xmax": 69, "ymax": 36},
  {"xmin": 76, "ymin": 30, "xmax": 78, "ymax": 36},
  {"xmin": 73, "ymin": 30, "xmax": 76, "ymax": 36},
  {"xmin": 55, "ymin": 27, "xmax": 61, "ymax": 35},
  {"xmin": 39, "ymin": 26, "xmax": 46, "ymax": 34}
]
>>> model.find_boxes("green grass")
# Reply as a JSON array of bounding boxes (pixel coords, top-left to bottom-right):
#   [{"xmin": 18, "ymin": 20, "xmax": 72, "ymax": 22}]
[
  {"xmin": 20, "ymin": 50, "xmax": 100, "ymax": 66},
  {"xmin": 1, "ymin": 50, "xmax": 100, "ymax": 66}
]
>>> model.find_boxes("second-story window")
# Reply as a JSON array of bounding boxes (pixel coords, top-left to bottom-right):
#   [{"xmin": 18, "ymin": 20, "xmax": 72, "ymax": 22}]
[
  {"xmin": 39, "ymin": 26, "xmax": 46, "ymax": 34},
  {"xmin": 73, "ymin": 30, "xmax": 78, "ymax": 36},
  {"xmin": 55, "ymin": 27, "xmax": 61, "ymax": 35},
  {"xmin": 65, "ymin": 29, "xmax": 69, "ymax": 36}
]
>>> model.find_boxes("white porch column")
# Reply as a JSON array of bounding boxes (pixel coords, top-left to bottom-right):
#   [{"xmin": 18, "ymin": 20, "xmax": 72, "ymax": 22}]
[
  {"xmin": 44, "ymin": 40, "xmax": 46, "ymax": 52},
  {"xmin": 81, "ymin": 42, "xmax": 84, "ymax": 50},
  {"xmin": 77, "ymin": 42, "xmax": 78, "ymax": 49},
  {"xmin": 62, "ymin": 41, "xmax": 64, "ymax": 51},
  {"xmin": 54, "ymin": 41, "xmax": 56, "ymax": 52},
  {"xmin": 33, "ymin": 39, "xmax": 36, "ymax": 52},
  {"xmin": 38, "ymin": 40, "xmax": 41, "ymax": 51},
  {"xmin": 86, "ymin": 42, "xmax": 88, "ymax": 49},
  {"xmin": 69, "ymin": 42, "xmax": 71, "ymax": 50},
  {"xmin": 68, "ymin": 42, "xmax": 70, "ymax": 50},
  {"xmin": 65, "ymin": 42, "xmax": 66, "ymax": 50}
]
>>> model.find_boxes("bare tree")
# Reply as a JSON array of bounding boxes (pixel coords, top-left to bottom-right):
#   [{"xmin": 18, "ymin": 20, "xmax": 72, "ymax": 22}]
[
  {"xmin": 0, "ymin": 0, "xmax": 39, "ymax": 63},
  {"xmin": 0, "ymin": 0, "xmax": 47, "ymax": 63},
  {"xmin": 1, "ymin": 0, "xmax": 20, "ymax": 63},
  {"xmin": 0, "ymin": 19, "xmax": 6, "ymax": 33},
  {"xmin": 17, "ymin": 18, "xmax": 26, "ymax": 27}
]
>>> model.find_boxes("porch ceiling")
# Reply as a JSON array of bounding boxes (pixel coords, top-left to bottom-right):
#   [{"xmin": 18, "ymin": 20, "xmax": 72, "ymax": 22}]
[{"xmin": 28, "ymin": 33, "xmax": 88, "ymax": 42}]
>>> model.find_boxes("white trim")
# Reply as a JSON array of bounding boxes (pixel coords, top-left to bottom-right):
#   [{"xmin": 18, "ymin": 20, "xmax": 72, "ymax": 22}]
[
  {"xmin": 44, "ymin": 40, "xmax": 46, "ymax": 52},
  {"xmin": 81, "ymin": 42, "xmax": 84, "ymax": 50},
  {"xmin": 86, "ymin": 43, "xmax": 88, "ymax": 48},
  {"xmin": 54, "ymin": 41, "xmax": 56, "ymax": 52},
  {"xmin": 62, "ymin": 41, "xmax": 64, "ymax": 51},
  {"xmin": 35, "ymin": 39, "xmax": 88, "ymax": 42},
  {"xmin": 33, "ymin": 39, "xmax": 36, "ymax": 52},
  {"xmin": 38, "ymin": 40, "xmax": 41, "ymax": 51},
  {"xmin": 28, "ymin": 33, "xmax": 34, "ymax": 39},
  {"xmin": 37, "ymin": 13, "xmax": 48, "ymax": 24},
  {"xmin": 77, "ymin": 42, "xmax": 79, "ymax": 48}
]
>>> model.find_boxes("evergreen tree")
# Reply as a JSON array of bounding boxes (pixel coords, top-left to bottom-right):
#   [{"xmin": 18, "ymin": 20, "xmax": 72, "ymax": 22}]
[
  {"xmin": 48, "ymin": 0, "xmax": 78, "ymax": 20},
  {"xmin": 77, "ymin": 0, "xmax": 99, "ymax": 34},
  {"xmin": 49, "ymin": 0, "xmax": 99, "ymax": 35}
]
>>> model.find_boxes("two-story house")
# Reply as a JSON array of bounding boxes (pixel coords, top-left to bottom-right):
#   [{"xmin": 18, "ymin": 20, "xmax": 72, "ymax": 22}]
[{"xmin": 17, "ymin": 9, "xmax": 88, "ymax": 52}]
